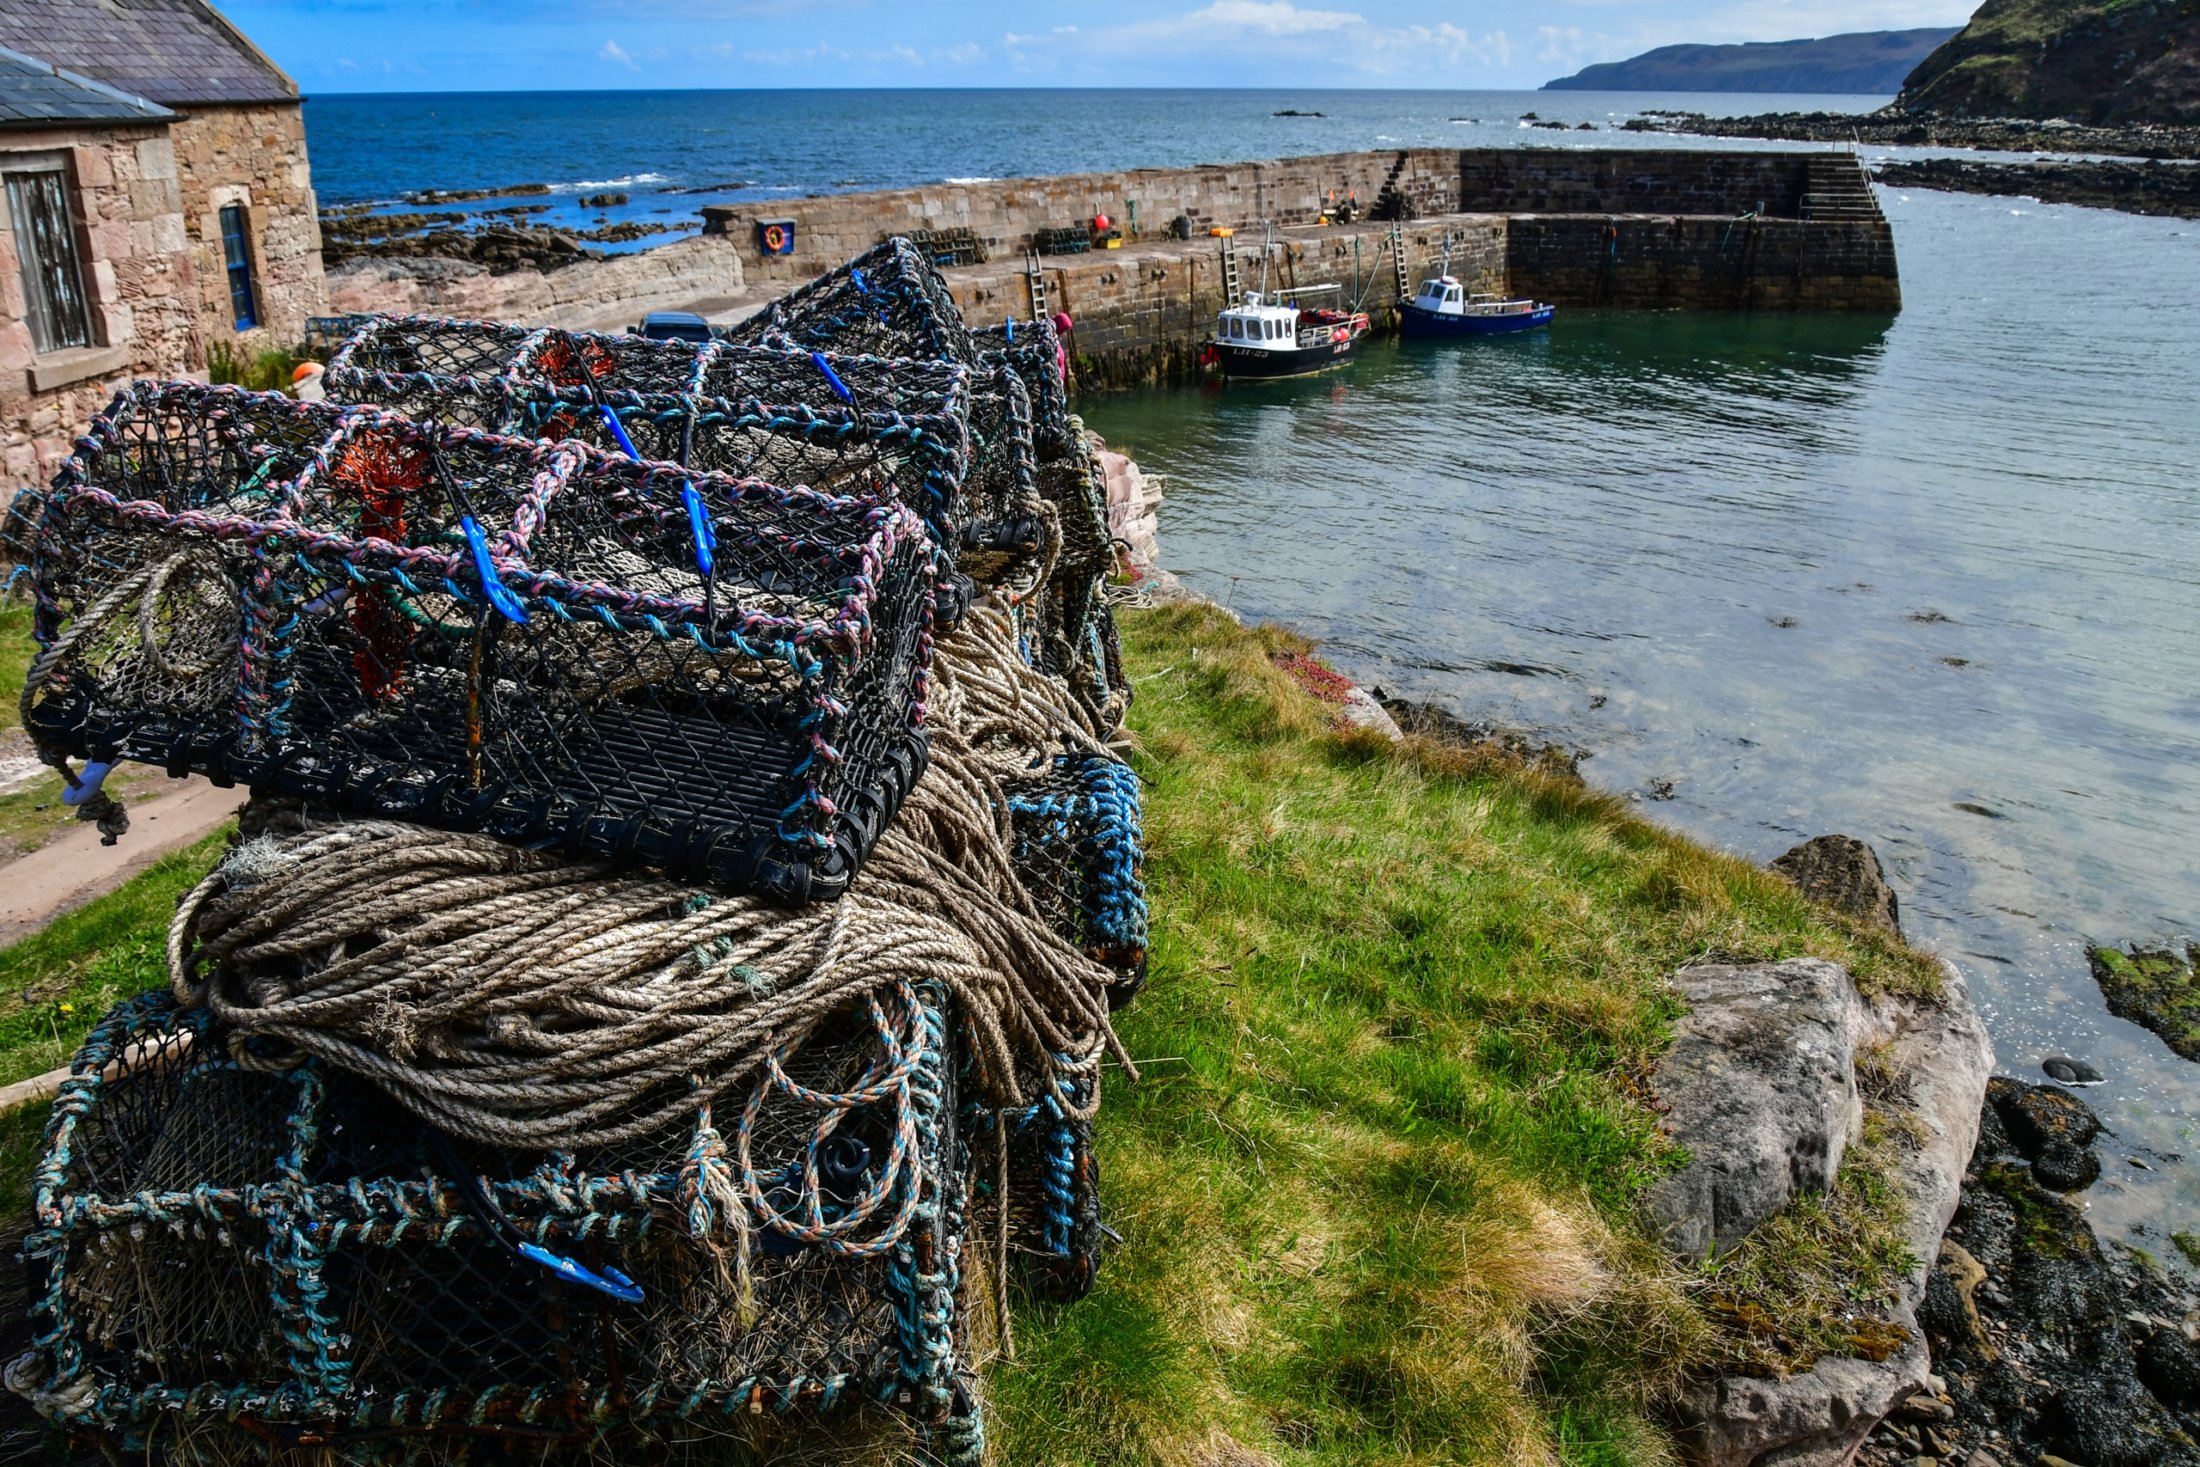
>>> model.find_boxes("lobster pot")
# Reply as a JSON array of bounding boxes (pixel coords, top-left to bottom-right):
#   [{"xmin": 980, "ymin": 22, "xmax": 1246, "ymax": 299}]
[
  {"xmin": 956, "ymin": 364, "xmax": 1046, "ymax": 588},
  {"xmin": 677, "ymin": 343, "xmax": 973, "ymax": 545},
  {"xmin": 325, "ymin": 315, "xmax": 710, "ymax": 440},
  {"xmin": 1024, "ymin": 437, "xmax": 1125, "ymax": 719},
  {"xmin": 20, "ymin": 383, "xmax": 938, "ymax": 902},
  {"xmin": 972, "ymin": 317, "xmax": 1075, "ymax": 463},
  {"xmin": 968, "ymin": 1075, "xmax": 1105, "ymax": 1305},
  {"xmin": 17, "ymin": 990, "xmax": 982, "ymax": 1459},
  {"xmin": 1004, "ymin": 749, "xmax": 1147, "ymax": 999},
  {"xmin": 330, "ymin": 320, "xmax": 976, "ymax": 544},
  {"xmin": 724, "ymin": 237, "xmax": 975, "ymax": 366}
]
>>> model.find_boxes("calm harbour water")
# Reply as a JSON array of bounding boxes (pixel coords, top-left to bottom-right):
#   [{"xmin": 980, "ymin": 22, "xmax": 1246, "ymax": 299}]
[
  {"xmin": 303, "ymin": 89, "xmax": 2200, "ymax": 1242},
  {"xmin": 1086, "ymin": 188, "xmax": 2200, "ymax": 1243}
]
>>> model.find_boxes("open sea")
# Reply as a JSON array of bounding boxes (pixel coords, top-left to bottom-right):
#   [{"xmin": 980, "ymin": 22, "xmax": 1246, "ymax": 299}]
[{"xmin": 310, "ymin": 90, "xmax": 2200, "ymax": 1244}]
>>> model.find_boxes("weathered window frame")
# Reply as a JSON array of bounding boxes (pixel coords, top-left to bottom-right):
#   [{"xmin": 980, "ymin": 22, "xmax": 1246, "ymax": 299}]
[
  {"xmin": 219, "ymin": 201, "xmax": 258, "ymax": 331},
  {"xmin": 3, "ymin": 153, "xmax": 95, "ymax": 354}
]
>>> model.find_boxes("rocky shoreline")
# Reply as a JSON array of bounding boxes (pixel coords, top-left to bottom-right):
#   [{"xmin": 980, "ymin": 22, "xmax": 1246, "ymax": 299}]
[
  {"xmin": 1875, "ymin": 157, "xmax": 2200, "ymax": 220},
  {"xmin": 1624, "ymin": 108, "xmax": 2200, "ymax": 161},
  {"xmin": 1862, "ymin": 1077, "xmax": 2200, "ymax": 1466},
  {"xmin": 318, "ymin": 198, "xmax": 684, "ymax": 275}
]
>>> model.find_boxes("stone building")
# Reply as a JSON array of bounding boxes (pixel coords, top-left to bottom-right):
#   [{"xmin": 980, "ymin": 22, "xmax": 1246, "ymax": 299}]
[{"xmin": 0, "ymin": 0, "xmax": 325, "ymax": 478}]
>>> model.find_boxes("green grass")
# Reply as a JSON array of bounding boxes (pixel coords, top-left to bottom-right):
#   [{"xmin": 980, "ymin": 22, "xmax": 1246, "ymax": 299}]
[
  {"xmin": 205, "ymin": 339, "xmax": 307, "ymax": 393},
  {"xmin": 983, "ymin": 603, "xmax": 1939, "ymax": 1466},
  {"xmin": 0, "ymin": 829, "xmax": 227, "ymax": 1075}
]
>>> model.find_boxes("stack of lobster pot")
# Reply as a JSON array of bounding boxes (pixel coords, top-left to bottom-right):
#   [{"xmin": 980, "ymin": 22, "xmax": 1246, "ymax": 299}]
[{"xmin": 0, "ymin": 237, "xmax": 1144, "ymax": 1464}]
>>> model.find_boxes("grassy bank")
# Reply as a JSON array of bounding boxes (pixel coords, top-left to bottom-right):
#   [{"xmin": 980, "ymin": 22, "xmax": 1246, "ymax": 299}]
[
  {"xmin": 0, "ymin": 600, "xmax": 1938, "ymax": 1464},
  {"xmin": 986, "ymin": 602, "xmax": 1936, "ymax": 1465}
]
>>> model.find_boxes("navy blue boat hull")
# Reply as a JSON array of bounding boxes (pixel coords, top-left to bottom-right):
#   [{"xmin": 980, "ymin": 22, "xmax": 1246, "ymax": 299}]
[{"xmin": 1399, "ymin": 302, "xmax": 1555, "ymax": 338}]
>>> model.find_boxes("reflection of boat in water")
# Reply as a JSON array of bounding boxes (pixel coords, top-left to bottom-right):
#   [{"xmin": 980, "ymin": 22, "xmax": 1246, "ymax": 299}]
[
  {"xmin": 1204, "ymin": 287, "xmax": 1370, "ymax": 380},
  {"xmin": 1400, "ymin": 276, "xmax": 1554, "ymax": 338}
]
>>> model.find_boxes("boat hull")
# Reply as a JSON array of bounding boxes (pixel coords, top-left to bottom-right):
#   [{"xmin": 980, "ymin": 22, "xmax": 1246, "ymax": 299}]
[
  {"xmin": 1399, "ymin": 301, "xmax": 1555, "ymax": 338},
  {"xmin": 1211, "ymin": 333, "xmax": 1361, "ymax": 379}
]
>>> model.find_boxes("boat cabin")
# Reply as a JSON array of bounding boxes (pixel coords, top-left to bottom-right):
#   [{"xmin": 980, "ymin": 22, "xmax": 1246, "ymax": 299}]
[
  {"xmin": 1410, "ymin": 277, "xmax": 1546, "ymax": 319},
  {"xmin": 1215, "ymin": 293, "xmax": 1305, "ymax": 351},
  {"xmin": 1413, "ymin": 276, "xmax": 1467, "ymax": 314}
]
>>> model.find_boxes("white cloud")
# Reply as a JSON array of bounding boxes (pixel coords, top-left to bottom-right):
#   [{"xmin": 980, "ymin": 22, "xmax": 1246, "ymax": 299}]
[{"xmin": 598, "ymin": 37, "xmax": 640, "ymax": 68}]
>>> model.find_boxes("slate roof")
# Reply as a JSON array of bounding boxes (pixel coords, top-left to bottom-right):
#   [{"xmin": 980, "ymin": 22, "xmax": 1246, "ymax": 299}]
[
  {"xmin": 0, "ymin": 0, "xmax": 295, "ymax": 109},
  {"xmin": 0, "ymin": 43, "xmax": 174, "ymax": 127}
]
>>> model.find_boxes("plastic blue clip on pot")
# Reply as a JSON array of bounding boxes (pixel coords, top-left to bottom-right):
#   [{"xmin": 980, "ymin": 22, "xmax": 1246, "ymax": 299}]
[
  {"xmin": 426, "ymin": 1132, "xmax": 642, "ymax": 1304},
  {"xmin": 1005, "ymin": 317, "xmax": 1015, "ymax": 344},
  {"xmin": 461, "ymin": 516, "xmax": 531, "ymax": 626},
  {"xmin": 598, "ymin": 404, "xmax": 640, "ymax": 459},
  {"xmin": 683, "ymin": 482, "xmax": 716, "ymax": 580},
  {"xmin": 60, "ymin": 760, "xmax": 112, "ymax": 807},
  {"xmin": 851, "ymin": 267, "xmax": 867, "ymax": 293},
  {"xmin": 811, "ymin": 351, "xmax": 854, "ymax": 404}
]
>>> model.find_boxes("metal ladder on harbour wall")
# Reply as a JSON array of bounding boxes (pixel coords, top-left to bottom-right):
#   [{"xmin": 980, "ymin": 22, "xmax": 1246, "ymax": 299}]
[
  {"xmin": 1389, "ymin": 225, "xmax": 1409, "ymax": 300},
  {"xmin": 1219, "ymin": 234, "xmax": 1242, "ymax": 306},
  {"xmin": 1024, "ymin": 249, "xmax": 1048, "ymax": 319}
]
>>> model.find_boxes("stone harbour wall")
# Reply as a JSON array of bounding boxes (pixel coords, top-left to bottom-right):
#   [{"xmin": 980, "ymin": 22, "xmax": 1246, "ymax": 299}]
[
  {"xmin": 169, "ymin": 102, "xmax": 327, "ymax": 348},
  {"xmin": 325, "ymin": 233, "xmax": 748, "ymax": 333},
  {"xmin": 701, "ymin": 149, "xmax": 1465, "ymax": 281},
  {"xmin": 1457, "ymin": 147, "xmax": 1814, "ymax": 218},
  {"xmin": 1505, "ymin": 214, "xmax": 1902, "ymax": 312}
]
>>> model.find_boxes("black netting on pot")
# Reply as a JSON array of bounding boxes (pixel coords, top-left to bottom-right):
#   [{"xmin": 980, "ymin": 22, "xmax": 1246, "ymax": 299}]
[
  {"xmin": 722, "ymin": 238, "xmax": 973, "ymax": 367},
  {"xmin": 1001, "ymin": 748, "xmax": 1146, "ymax": 998},
  {"xmin": 971, "ymin": 316, "xmax": 1074, "ymax": 463},
  {"xmin": 958, "ymin": 364, "xmax": 1046, "ymax": 589},
  {"xmin": 19, "ymin": 383, "xmax": 937, "ymax": 903},
  {"xmin": 19, "ymin": 986, "xmax": 974, "ymax": 1455}
]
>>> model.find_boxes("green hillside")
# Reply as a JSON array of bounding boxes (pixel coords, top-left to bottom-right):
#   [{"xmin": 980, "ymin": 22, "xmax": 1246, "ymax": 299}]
[
  {"xmin": 1543, "ymin": 29, "xmax": 1958, "ymax": 93},
  {"xmin": 1898, "ymin": 0, "xmax": 2200, "ymax": 123}
]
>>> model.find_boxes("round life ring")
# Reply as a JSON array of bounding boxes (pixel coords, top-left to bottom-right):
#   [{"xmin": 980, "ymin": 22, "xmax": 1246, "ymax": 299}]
[{"xmin": 762, "ymin": 223, "xmax": 789, "ymax": 253}]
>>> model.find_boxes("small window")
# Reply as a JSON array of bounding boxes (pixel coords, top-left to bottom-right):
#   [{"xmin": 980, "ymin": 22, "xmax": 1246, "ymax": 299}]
[
  {"xmin": 220, "ymin": 203, "xmax": 258, "ymax": 330},
  {"xmin": 5, "ymin": 167, "xmax": 92, "ymax": 353}
]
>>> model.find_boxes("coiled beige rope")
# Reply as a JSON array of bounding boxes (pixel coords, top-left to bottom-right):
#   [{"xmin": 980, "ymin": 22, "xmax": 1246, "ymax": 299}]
[{"xmin": 165, "ymin": 598, "xmax": 1133, "ymax": 1152}]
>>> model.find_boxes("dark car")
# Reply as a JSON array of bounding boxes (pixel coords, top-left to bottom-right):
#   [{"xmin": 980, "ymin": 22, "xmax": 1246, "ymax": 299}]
[{"xmin": 632, "ymin": 311, "xmax": 714, "ymax": 343}]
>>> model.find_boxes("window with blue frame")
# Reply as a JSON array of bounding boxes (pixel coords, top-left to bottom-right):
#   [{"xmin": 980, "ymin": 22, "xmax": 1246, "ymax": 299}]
[{"xmin": 219, "ymin": 204, "xmax": 257, "ymax": 330}]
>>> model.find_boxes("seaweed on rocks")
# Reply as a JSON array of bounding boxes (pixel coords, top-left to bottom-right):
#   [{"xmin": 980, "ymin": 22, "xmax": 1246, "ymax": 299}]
[
  {"xmin": 2089, "ymin": 943, "xmax": 2200, "ymax": 1060},
  {"xmin": 1864, "ymin": 1078, "xmax": 2200, "ymax": 1467}
]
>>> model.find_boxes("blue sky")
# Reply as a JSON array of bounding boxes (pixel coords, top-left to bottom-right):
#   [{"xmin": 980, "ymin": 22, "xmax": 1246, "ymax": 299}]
[{"xmin": 218, "ymin": 0, "xmax": 1979, "ymax": 93}]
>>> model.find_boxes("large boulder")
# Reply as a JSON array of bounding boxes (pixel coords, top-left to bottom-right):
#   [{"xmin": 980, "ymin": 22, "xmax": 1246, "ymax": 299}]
[
  {"xmin": 1646, "ymin": 958, "xmax": 1866, "ymax": 1263},
  {"xmin": 1771, "ymin": 835, "xmax": 1901, "ymax": 936},
  {"xmin": 1670, "ymin": 961, "xmax": 1995, "ymax": 1466}
]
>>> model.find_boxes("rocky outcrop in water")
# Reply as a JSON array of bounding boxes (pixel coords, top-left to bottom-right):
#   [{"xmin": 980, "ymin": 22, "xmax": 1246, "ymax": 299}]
[
  {"xmin": 1862, "ymin": 1078, "xmax": 2200, "ymax": 1466},
  {"xmin": 1774, "ymin": 835, "xmax": 1903, "ymax": 936},
  {"xmin": 2088, "ymin": 942, "xmax": 2200, "ymax": 1059},
  {"xmin": 1623, "ymin": 108, "xmax": 2200, "ymax": 160},
  {"xmin": 1876, "ymin": 156, "xmax": 2200, "ymax": 219}
]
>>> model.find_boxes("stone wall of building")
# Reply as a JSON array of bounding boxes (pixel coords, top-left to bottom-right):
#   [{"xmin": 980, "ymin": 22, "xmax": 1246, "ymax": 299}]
[
  {"xmin": 701, "ymin": 149, "xmax": 1463, "ymax": 283},
  {"xmin": 1458, "ymin": 148, "xmax": 1815, "ymax": 218},
  {"xmin": 168, "ymin": 101, "xmax": 325, "ymax": 348},
  {"xmin": 1505, "ymin": 215, "xmax": 1902, "ymax": 312},
  {"xmin": 1, "ymin": 122, "xmax": 201, "ymax": 482}
]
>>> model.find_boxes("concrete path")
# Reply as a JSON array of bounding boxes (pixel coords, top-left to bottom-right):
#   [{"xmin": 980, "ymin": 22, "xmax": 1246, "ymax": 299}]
[{"xmin": 0, "ymin": 779, "xmax": 244, "ymax": 950}]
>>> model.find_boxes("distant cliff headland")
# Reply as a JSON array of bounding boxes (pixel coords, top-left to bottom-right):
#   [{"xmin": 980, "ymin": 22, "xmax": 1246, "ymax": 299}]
[
  {"xmin": 1898, "ymin": 0, "xmax": 2199, "ymax": 124},
  {"xmin": 1542, "ymin": 28, "xmax": 1959, "ymax": 94}
]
